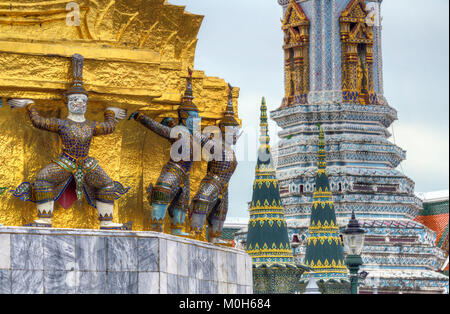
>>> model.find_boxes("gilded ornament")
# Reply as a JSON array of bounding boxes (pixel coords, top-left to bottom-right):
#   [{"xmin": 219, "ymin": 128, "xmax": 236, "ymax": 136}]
[
  {"xmin": 281, "ymin": 0, "xmax": 310, "ymax": 107},
  {"xmin": 189, "ymin": 84, "xmax": 240, "ymax": 245},
  {"xmin": 129, "ymin": 68, "xmax": 199, "ymax": 236},
  {"xmin": 0, "ymin": 0, "xmax": 240, "ymax": 231},
  {"xmin": 8, "ymin": 54, "xmax": 131, "ymax": 230},
  {"xmin": 340, "ymin": 0, "xmax": 376, "ymax": 105}
]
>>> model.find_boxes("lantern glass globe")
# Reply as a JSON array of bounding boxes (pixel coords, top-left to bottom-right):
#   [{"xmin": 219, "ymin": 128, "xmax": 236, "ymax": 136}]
[{"xmin": 343, "ymin": 233, "xmax": 365, "ymax": 255}]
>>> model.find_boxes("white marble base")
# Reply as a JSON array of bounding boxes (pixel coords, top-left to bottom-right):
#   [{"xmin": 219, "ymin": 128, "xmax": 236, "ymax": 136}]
[{"xmin": 0, "ymin": 226, "xmax": 253, "ymax": 294}]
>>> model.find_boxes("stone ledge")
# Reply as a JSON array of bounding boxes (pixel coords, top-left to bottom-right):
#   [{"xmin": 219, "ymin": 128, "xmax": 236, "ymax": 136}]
[{"xmin": 0, "ymin": 226, "xmax": 253, "ymax": 294}]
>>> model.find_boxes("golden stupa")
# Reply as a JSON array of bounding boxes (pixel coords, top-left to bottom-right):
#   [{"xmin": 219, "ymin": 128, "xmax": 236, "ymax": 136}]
[{"xmin": 0, "ymin": 0, "xmax": 240, "ymax": 232}]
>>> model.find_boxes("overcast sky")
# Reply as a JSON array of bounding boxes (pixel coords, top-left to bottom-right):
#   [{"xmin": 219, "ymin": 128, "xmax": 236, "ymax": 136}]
[{"xmin": 170, "ymin": 0, "xmax": 449, "ymax": 218}]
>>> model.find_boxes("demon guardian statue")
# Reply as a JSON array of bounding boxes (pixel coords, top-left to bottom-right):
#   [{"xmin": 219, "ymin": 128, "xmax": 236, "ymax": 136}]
[
  {"xmin": 129, "ymin": 68, "xmax": 200, "ymax": 236},
  {"xmin": 189, "ymin": 84, "xmax": 240, "ymax": 244},
  {"xmin": 8, "ymin": 54, "xmax": 131, "ymax": 230}
]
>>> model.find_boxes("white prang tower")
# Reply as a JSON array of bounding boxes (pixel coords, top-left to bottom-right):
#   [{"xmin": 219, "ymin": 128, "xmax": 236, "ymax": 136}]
[{"xmin": 271, "ymin": 0, "xmax": 448, "ymax": 294}]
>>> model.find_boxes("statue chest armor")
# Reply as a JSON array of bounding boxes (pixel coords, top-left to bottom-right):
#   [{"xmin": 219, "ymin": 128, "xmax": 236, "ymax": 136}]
[{"xmin": 60, "ymin": 121, "xmax": 94, "ymax": 159}]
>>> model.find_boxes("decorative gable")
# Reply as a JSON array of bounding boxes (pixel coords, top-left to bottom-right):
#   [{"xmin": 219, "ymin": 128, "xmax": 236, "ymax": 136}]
[
  {"xmin": 282, "ymin": 0, "xmax": 309, "ymax": 45},
  {"xmin": 282, "ymin": 0, "xmax": 309, "ymax": 28},
  {"xmin": 340, "ymin": 0, "xmax": 373, "ymax": 43},
  {"xmin": 341, "ymin": 0, "xmax": 367, "ymax": 21}
]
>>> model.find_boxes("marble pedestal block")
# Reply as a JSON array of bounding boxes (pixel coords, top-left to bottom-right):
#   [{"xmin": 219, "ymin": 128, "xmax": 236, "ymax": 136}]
[{"xmin": 0, "ymin": 226, "xmax": 253, "ymax": 294}]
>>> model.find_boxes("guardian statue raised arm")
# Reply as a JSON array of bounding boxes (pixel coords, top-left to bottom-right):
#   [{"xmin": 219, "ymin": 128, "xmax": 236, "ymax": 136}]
[
  {"xmin": 8, "ymin": 54, "xmax": 131, "ymax": 230},
  {"xmin": 129, "ymin": 68, "xmax": 200, "ymax": 236}
]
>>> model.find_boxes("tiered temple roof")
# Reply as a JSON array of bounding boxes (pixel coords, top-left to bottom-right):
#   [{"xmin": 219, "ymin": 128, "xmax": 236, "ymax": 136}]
[
  {"xmin": 304, "ymin": 126, "xmax": 347, "ymax": 281},
  {"xmin": 246, "ymin": 98, "xmax": 296, "ymax": 268},
  {"xmin": 415, "ymin": 191, "xmax": 449, "ymax": 274}
]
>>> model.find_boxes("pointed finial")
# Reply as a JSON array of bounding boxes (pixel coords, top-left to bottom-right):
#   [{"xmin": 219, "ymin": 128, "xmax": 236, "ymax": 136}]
[
  {"xmin": 219, "ymin": 83, "xmax": 239, "ymax": 130},
  {"xmin": 260, "ymin": 97, "xmax": 268, "ymax": 125},
  {"xmin": 64, "ymin": 54, "xmax": 88, "ymax": 101},
  {"xmin": 345, "ymin": 210, "xmax": 365, "ymax": 234},
  {"xmin": 72, "ymin": 54, "xmax": 84, "ymax": 87},
  {"xmin": 317, "ymin": 124, "xmax": 326, "ymax": 170},
  {"xmin": 184, "ymin": 67, "xmax": 194, "ymax": 100},
  {"xmin": 225, "ymin": 83, "xmax": 234, "ymax": 115},
  {"xmin": 179, "ymin": 67, "xmax": 198, "ymax": 113},
  {"xmin": 259, "ymin": 97, "xmax": 269, "ymax": 145}
]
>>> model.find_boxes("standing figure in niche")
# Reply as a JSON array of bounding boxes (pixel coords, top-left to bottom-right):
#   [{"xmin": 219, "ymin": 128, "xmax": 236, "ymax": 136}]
[
  {"xmin": 189, "ymin": 84, "xmax": 240, "ymax": 244},
  {"xmin": 129, "ymin": 68, "xmax": 200, "ymax": 236},
  {"xmin": 356, "ymin": 58, "xmax": 364, "ymax": 94},
  {"xmin": 8, "ymin": 54, "xmax": 131, "ymax": 230}
]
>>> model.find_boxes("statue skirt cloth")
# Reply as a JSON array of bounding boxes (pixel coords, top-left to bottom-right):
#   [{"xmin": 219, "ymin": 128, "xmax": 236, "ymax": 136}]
[{"xmin": 11, "ymin": 153, "xmax": 130, "ymax": 208}]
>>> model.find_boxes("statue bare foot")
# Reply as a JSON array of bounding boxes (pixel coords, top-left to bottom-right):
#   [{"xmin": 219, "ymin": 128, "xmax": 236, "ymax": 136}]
[
  {"xmin": 100, "ymin": 221, "xmax": 132, "ymax": 231},
  {"xmin": 24, "ymin": 218, "xmax": 52, "ymax": 228}
]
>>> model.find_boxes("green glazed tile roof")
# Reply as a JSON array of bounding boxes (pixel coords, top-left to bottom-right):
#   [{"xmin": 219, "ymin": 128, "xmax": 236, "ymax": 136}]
[
  {"xmin": 220, "ymin": 227, "xmax": 241, "ymax": 240},
  {"xmin": 421, "ymin": 200, "xmax": 449, "ymax": 216},
  {"xmin": 246, "ymin": 98, "xmax": 295, "ymax": 268},
  {"xmin": 304, "ymin": 126, "xmax": 347, "ymax": 278}
]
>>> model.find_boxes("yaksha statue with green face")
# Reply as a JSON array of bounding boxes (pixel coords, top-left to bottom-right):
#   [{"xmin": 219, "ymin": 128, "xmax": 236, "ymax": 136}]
[
  {"xmin": 8, "ymin": 54, "xmax": 131, "ymax": 230},
  {"xmin": 189, "ymin": 84, "xmax": 240, "ymax": 244},
  {"xmin": 129, "ymin": 68, "xmax": 200, "ymax": 236}
]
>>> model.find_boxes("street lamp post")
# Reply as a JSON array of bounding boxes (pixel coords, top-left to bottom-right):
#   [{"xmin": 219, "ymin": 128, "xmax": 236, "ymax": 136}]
[{"xmin": 342, "ymin": 211, "xmax": 366, "ymax": 294}]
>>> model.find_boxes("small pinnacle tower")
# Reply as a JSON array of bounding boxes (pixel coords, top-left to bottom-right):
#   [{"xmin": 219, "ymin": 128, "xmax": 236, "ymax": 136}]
[
  {"xmin": 246, "ymin": 98, "xmax": 307, "ymax": 294},
  {"xmin": 304, "ymin": 125, "xmax": 347, "ymax": 282},
  {"xmin": 247, "ymin": 98, "xmax": 294, "ymax": 266}
]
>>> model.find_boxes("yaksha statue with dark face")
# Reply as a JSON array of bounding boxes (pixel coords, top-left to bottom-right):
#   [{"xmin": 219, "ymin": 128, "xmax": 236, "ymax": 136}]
[
  {"xmin": 189, "ymin": 84, "xmax": 240, "ymax": 244},
  {"xmin": 8, "ymin": 54, "xmax": 131, "ymax": 230},
  {"xmin": 129, "ymin": 68, "xmax": 200, "ymax": 236}
]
